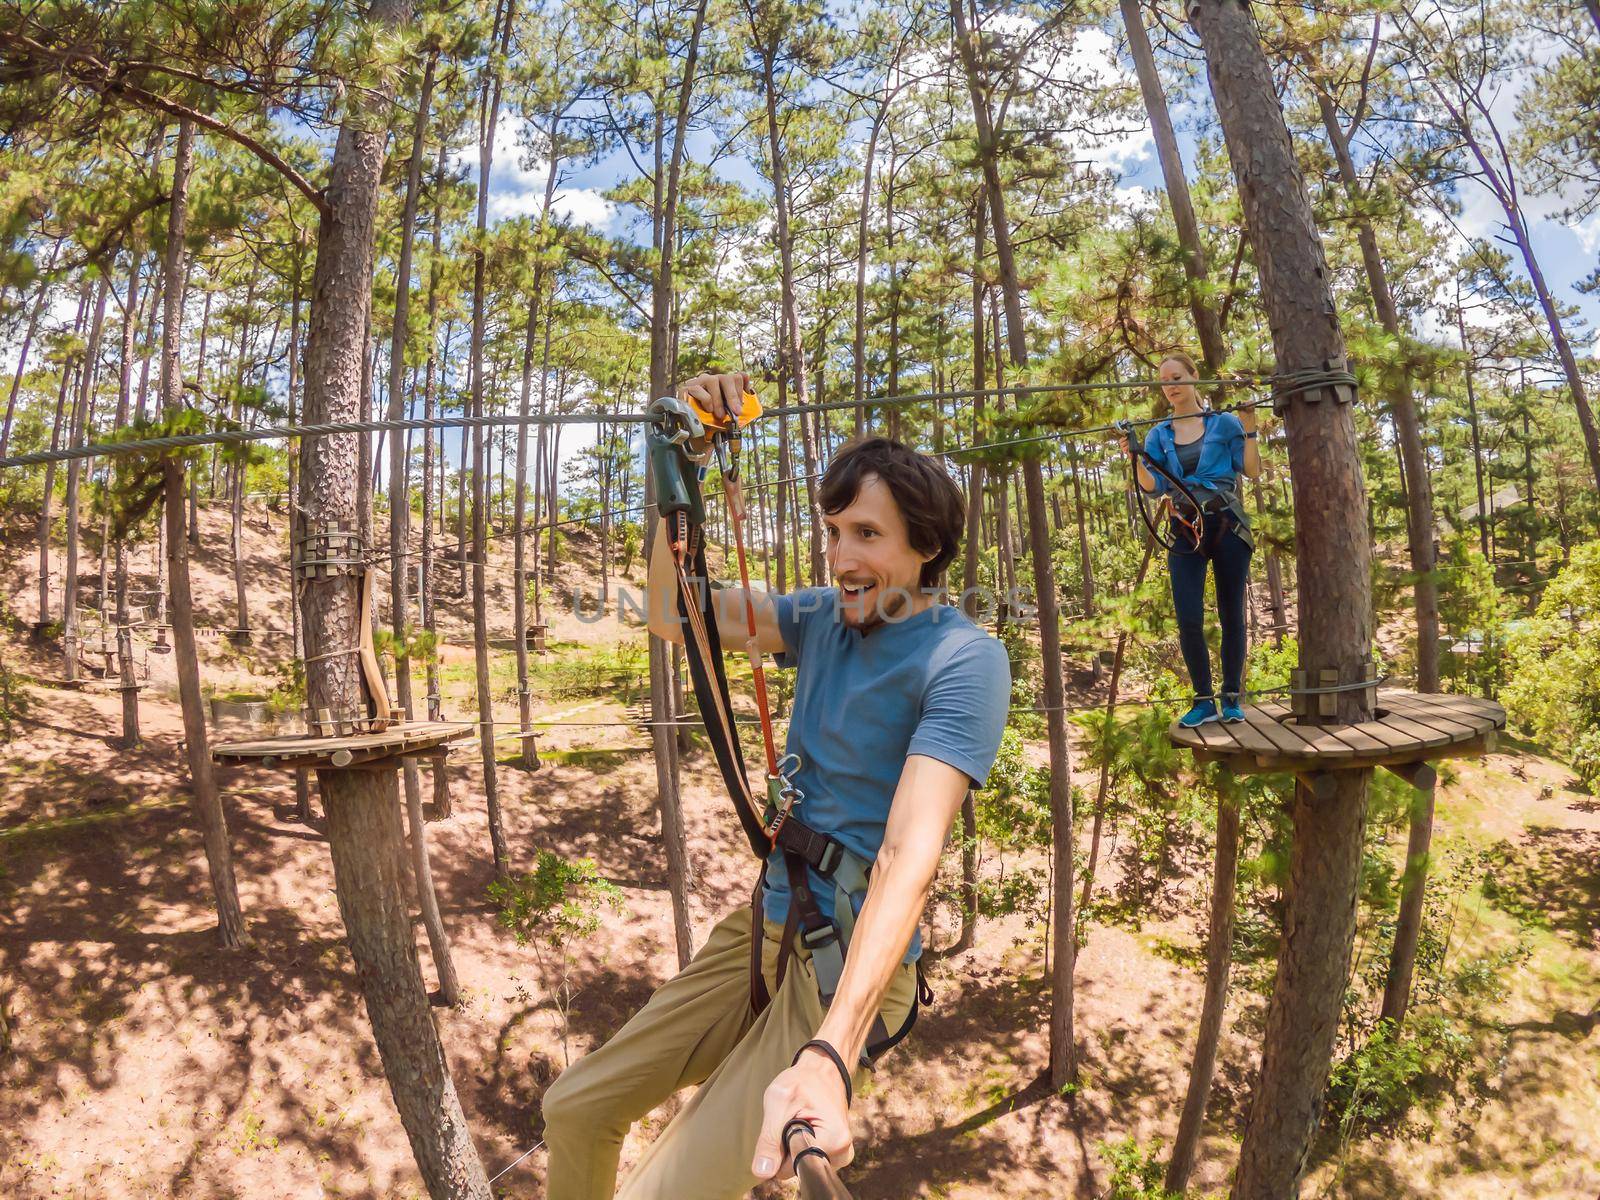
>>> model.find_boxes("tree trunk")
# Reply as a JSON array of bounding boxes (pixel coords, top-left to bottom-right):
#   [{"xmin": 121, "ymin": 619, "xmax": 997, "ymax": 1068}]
[
  {"xmin": 423, "ymin": 142, "xmax": 445, "ymax": 730},
  {"xmin": 961, "ymin": 196, "xmax": 987, "ymax": 621},
  {"xmin": 229, "ymin": 271, "xmax": 259, "ymax": 638},
  {"xmin": 1080, "ymin": 543, "xmax": 1154, "ymax": 911},
  {"xmin": 115, "ymin": 247, "xmax": 144, "ymax": 746},
  {"xmin": 1165, "ymin": 773, "xmax": 1241, "ymax": 1194},
  {"xmin": 1458, "ymin": 299, "xmax": 1491, "ymax": 560},
  {"xmin": 1071, "ymin": 452, "xmax": 1093, "ymax": 617},
  {"xmin": 296, "ymin": 7, "xmax": 489, "ymax": 1187},
  {"xmin": 322, "ymin": 769, "xmax": 484, "ymax": 1194},
  {"xmin": 1379, "ymin": 765, "xmax": 1436, "ymax": 1026},
  {"xmin": 1444, "ymin": 100, "xmax": 1600, "ymax": 494},
  {"xmin": 951, "ymin": 0, "xmax": 1076, "ymax": 1086},
  {"xmin": 1, "ymin": 242, "xmax": 62, "ymax": 459},
  {"xmin": 63, "ymin": 276, "xmax": 110, "ymax": 682},
  {"xmin": 853, "ymin": 108, "xmax": 889, "ymax": 436},
  {"xmin": 1190, "ymin": 6, "xmax": 1376, "ymax": 1198},
  {"xmin": 1119, "ymin": 0, "xmax": 1227, "ymax": 373},
  {"xmin": 1315, "ymin": 91, "xmax": 1437, "ymax": 693},
  {"xmin": 39, "ymin": 282, "xmax": 91, "ymax": 630},
  {"xmin": 1316, "ymin": 87, "xmax": 1445, "ymax": 1035},
  {"xmin": 160, "ymin": 120, "xmax": 249, "ymax": 950},
  {"xmin": 468, "ymin": 1, "xmax": 518, "ymax": 877},
  {"xmin": 287, "ymin": 257, "xmax": 315, "ymax": 824},
  {"xmin": 642, "ymin": 0, "xmax": 711, "ymax": 967},
  {"xmin": 387, "ymin": 50, "xmax": 458, "ymax": 1001},
  {"xmin": 513, "ymin": 282, "xmax": 541, "ymax": 768},
  {"xmin": 753, "ymin": 21, "xmax": 825, "ymax": 586}
]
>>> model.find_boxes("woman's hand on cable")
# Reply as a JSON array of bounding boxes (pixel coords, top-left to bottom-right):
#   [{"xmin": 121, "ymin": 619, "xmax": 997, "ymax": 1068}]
[
  {"xmin": 1239, "ymin": 404, "xmax": 1258, "ymax": 434},
  {"xmin": 677, "ymin": 372, "xmax": 752, "ymax": 429},
  {"xmin": 750, "ymin": 1052, "xmax": 852, "ymax": 1183}
]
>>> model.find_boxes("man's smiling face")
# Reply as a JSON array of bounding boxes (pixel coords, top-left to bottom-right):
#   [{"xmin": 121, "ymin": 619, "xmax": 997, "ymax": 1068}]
[{"xmin": 825, "ymin": 474, "xmax": 936, "ymax": 630}]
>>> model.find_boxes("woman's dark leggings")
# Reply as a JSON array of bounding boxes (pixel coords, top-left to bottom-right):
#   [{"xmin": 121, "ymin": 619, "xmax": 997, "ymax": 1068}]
[{"xmin": 1168, "ymin": 514, "xmax": 1253, "ymax": 701}]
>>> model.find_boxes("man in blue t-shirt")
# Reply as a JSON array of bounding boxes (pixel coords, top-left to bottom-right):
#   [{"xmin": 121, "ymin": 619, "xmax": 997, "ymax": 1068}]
[{"xmin": 541, "ymin": 372, "xmax": 1011, "ymax": 1200}]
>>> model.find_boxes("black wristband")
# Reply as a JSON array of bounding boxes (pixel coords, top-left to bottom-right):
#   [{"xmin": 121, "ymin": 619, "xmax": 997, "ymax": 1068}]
[
  {"xmin": 793, "ymin": 1039, "xmax": 853, "ymax": 1106},
  {"xmin": 1245, "ymin": 431, "xmax": 1258, "ymax": 439}
]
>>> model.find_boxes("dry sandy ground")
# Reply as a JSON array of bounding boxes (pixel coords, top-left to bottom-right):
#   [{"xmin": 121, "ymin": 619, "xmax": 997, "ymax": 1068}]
[{"xmin": 1, "ymin": 508, "xmax": 1597, "ymax": 1199}]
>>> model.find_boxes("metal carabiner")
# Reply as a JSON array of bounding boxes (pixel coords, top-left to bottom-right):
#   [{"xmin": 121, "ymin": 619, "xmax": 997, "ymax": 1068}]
[{"xmin": 765, "ymin": 752, "xmax": 806, "ymax": 838}]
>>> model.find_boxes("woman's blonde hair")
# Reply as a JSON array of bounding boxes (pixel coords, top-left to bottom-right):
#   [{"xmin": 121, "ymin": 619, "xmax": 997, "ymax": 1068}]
[{"xmin": 1159, "ymin": 350, "xmax": 1199, "ymax": 378}]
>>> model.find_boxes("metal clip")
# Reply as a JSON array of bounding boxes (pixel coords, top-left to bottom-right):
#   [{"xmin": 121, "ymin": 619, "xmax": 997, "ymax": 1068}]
[
  {"xmin": 765, "ymin": 753, "xmax": 806, "ymax": 838},
  {"xmin": 647, "ymin": 395, "xmax": 705, "ymax": 447}
]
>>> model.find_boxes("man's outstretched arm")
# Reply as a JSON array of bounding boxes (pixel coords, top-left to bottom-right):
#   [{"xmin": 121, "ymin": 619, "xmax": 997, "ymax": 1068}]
[{"xmin": 750, "ymin": 753, "xmax": 970, "ymax": 1179}]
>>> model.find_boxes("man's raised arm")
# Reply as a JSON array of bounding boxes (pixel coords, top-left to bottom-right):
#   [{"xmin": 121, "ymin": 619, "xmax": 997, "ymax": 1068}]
[{"xmin": 645, "ymin": 372, "xmax": 789, "ymax": 657}]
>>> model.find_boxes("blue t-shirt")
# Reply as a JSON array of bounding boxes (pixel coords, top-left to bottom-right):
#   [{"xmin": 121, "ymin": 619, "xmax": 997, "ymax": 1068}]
[{"xmin": 762, "ymin": 587, "xmax": 1011, "ymax": 961}]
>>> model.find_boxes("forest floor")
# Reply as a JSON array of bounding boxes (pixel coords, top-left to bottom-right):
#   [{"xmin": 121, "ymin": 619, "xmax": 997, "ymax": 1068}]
[{"xmin": 1, "ymin": 500, "xmax": 1597, "ymax": 1199}]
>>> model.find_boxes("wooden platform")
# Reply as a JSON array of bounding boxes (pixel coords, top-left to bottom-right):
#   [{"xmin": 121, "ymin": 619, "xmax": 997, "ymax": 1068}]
[
  {"xmin": 1169, "ymin": 689, "xmax": 1504, "ymax": 775},
  {"xmin": 212, "ymin": 721, "xmax": 473, "ymax": 770}
]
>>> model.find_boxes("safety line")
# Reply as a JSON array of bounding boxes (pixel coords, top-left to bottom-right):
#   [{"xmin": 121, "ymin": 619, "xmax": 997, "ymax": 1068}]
[{"xmin": 0, "ymin": 371, "xmax": 1351, "ymax": 472}]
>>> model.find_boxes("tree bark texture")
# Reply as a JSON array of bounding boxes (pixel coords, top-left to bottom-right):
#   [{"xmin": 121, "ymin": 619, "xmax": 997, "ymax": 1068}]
[
  {"xmin": 468, "ymin": 0, "xmax": 517, "ymax": 877},
  {"xmin": 62, "ymin": 275, "xmax": 109, "ymax": 683},
  {"xmin": 322, "ymin": 769, "xmax": 483, "ymax": 1195},
  {"xmin": 951, "ymin": 0, "xmax": 1076, "ymax": 1086},
  {"xmin": 295, "ymin": 5, "xmax": 489, "ymax": 1190},
  {"xmin": 1190, "ymin": 5, "xmax": 1376, "ymax": 1197},
  {"xmin": 1164, "ymin": 776, "xmax": 1241, "ymax": 1194},
  {"xmin": 1119, "ymin": 0, "xmax": 1228, "ymax": 373},
  {"xmin": 160, "ymin": 119, "xmax": 248, "ymax": 950}
]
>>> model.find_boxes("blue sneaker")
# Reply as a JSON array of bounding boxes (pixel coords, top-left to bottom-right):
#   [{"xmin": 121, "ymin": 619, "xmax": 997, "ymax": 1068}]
[
  {"xmin": 1220, "ymin": 695, "xmax": 1246, "ymax": 724},
  {"xmin": 1179, "ymin": 700, "xmax": 1219, "ymax": 728}
]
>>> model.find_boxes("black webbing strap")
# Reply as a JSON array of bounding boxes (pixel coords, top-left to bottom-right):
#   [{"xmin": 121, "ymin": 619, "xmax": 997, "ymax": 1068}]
[{"xmin": 671, "ymin": 524, "xmax": 771, "ymax": 858}]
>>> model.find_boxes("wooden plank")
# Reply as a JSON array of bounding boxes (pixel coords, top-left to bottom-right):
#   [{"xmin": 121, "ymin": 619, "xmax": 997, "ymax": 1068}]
[
  {"xmin": 1368, "ymin": 709, "xmax": 1452, "ymax": 751},
  {"xmin": 1381, "ymin": 689, "xmax": 1493, "ymax": 718},
  {"xmin": 1274, "ymin": 719, "xmax": 1357, "ymax": 761},
  {"xmin": 1311, "ymin": 720, "xmax": 1391, "ymax": 757},
  {"xmin": 1403, "ymin": 694, "xmax": 1505, "ymax": 733},
  {"xmin": 1193, "ymin": 720, "xmax": 1246, "ymax": 753},
  {"xmin": 1242, "ymin": 707, "xmax": 1325, "ymax": 760},
  {"xmin": 1344, "ymin": 716, "xmax": 1415, "ymax": 754},
  {"xmin": 1229, "ymin": 710, "xmax": 1301, "ymax": 759},
  {"xmin": 1379, "ymin": 690, "xmax": 1505, "ymax": 727},
  {"xmin": 1381, "ymin": 694, "xmax": 1485, "ymax": 740},
  {"xmin": 214, "ymin": 721, "xmax": 471, "ymax": 758}
]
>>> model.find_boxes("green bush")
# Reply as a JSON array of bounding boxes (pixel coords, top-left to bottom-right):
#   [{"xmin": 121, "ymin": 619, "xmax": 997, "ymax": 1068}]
[
  {"xmin": 1325, "ymin": 1013, "xmax": 1475, "ymax": 1135},
  {"xmin": 1502, "ymin": 539, "xmax": 1600, "ymax": 783},
  {"xmin": 1099, "ymin": 1137, "xmax": 1177, "ymax": 1200}
]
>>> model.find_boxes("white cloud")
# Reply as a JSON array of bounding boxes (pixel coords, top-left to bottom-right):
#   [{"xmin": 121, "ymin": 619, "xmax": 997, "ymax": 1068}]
[
  {"xmin": 1066, "ymin": 26, "xmax": 1155, "ymax": 176},
  {"xmin": 1114, "ymin": 183, "xmax": 1159, "ymax": 213},
  {"xmin": 487, "ymin": 183, "xmax": 615, "ymax": 229},
  {"xmin": 458, "ymin": 114, "xmax": 617, "ymax": 232},
  {"xmin": 1575, "ymin": 214, "xmax": 1600, "ymax": 257}
]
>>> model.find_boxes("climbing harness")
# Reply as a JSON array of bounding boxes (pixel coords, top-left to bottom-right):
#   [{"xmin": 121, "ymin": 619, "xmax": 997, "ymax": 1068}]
[
  {"xmin": 646, "ymin": 392, "xmax": 931, "ymax": 1073},
  {"xmin": 1115, "ymin": 417, "xmax": 1209, "ymax": 553}
]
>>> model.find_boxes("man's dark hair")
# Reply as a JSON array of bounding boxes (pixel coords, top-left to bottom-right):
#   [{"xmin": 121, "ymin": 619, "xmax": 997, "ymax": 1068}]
[{"xmin": 817, "ymin": 437, "xmax": 965, "ymax": 589}]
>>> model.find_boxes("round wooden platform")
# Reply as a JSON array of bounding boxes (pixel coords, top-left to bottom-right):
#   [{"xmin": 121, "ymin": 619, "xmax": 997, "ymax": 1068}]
[
  {"xmin": 212, "ymin": 721, "xmax": 473, "ymax": 770},
  {"xmin": 1168, "ymin": 689, "xmax": 1504, "ymax": 774}
]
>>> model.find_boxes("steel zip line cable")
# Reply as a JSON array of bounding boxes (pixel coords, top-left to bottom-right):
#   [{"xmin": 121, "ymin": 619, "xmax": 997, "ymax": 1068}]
[{"xmin": 0, "ymin": 371, "xmax": 1354, "ymax": 471}]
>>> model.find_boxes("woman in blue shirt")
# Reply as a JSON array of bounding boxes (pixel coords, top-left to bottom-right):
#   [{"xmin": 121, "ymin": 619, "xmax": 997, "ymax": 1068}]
[{"xmin": 1126, "ymin": 352, "xmax": 1262, "ymax": 727}]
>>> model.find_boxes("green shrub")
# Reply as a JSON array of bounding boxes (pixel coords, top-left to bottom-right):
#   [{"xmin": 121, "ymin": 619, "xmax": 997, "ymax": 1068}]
[
  {"xmin": 1099, "ymin": 1137, "xmax": 1177, "ymax": 1200},
  {"xmin": 1503, "ymin": 539, "xmax": 1600, "ymax": 780}
]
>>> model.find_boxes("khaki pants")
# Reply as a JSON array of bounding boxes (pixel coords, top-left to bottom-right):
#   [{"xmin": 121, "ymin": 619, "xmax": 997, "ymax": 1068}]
[{"xmin": 542, "ymin": 905, "xmax": 918, "ymax": 1200}]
